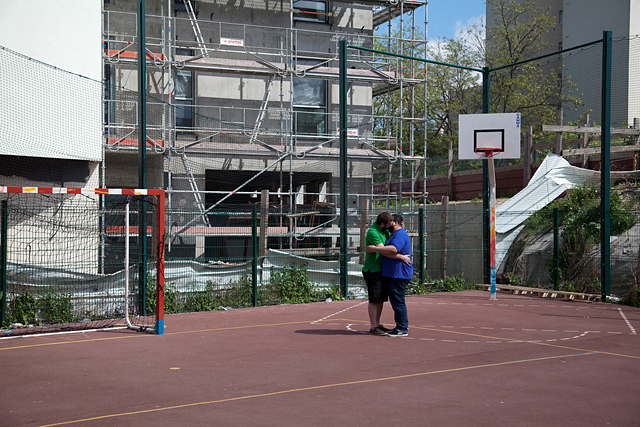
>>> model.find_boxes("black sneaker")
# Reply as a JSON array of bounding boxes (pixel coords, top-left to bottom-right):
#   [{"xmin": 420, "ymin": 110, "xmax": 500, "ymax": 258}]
[
  {"xmin": 387, "ymin": 330, "xmax": 408, "ymax": 337},
  {"xmin": 377, "ymin": 325, "xmax": 393, "ymax": 333}
]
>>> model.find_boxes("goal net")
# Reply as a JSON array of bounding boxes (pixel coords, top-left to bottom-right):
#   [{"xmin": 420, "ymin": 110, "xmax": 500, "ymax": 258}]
[{"xmin": 0, "ymin": 187, "xmax": 165, "ymax": 336}]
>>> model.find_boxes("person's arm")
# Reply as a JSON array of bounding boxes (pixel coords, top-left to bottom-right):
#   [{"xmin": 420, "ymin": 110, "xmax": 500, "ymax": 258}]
[
  {"xmin": 368, "ymin": 233, "xmax": 411, "ymax": 265},
  {"xmin": 366, "ymin": 243, "xmax": 386, "ymax": 253},
  {"xmin": 394, "ymin": 253, "xmax": 411, "ymax": 266},
  {"xmin": 367, "ymin": 244, "xmax": 398, "ymax": 257}
]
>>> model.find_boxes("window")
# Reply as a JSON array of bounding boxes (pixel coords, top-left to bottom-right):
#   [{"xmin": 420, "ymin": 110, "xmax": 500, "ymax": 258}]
[
  {"xmin": 558, "ymin": 10, "xmax": 563, "ymax": 24},
  {"xmin": 293, "ymin": 61, "xmax": 326, "ymax": 135},
  {"xmin": 174, "ymin": 48, "xmax": 194, "ymax": 128},
  {"xmin": 558, "ymin": 42, "xmax": 563, "ymax": 51},
  {"xmin": 293, "ymin": 0, "xmax": 328, "ymax": 23}
]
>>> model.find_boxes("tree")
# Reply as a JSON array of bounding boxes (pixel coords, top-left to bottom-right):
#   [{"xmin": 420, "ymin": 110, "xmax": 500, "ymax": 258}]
[
  {"xmin": 472, "ymin": 0, "xmax": 580, "ymax": 129},
  {"xmin": 372, "ymin": 0, "xmax": 581, "ymax": 161}
]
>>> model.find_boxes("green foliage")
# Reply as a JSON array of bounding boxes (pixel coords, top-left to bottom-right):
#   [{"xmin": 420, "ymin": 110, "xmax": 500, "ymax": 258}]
[
  {"xmin": 504, "ymin": 272, "xmax": 531, "ymax": 287},
  {"xmin": 265, "ymin": 264, "xmax": 342, "ymax": 304},
  {"xmin": 4, "ymin": 291, "xmax": 37, "ymax": 326},
  {"xmin": 372, "ymin": 0, "xmax": 581, "ymax": 161},
  {"xmin": 409, "ymin": 273, "xmax": 472, "ymax": 294},
  {"xmin": 434, "ymin": 274, "xmax": 473, "ymax": 292},
  {"xmin": 523, "ymin": 183, "xmax": 638, "ymax": 293},
  {"xmin": 145, "ymin": 276, "xmax": 182, "ymax": 314},
  {"xmin": 2, "ymin": 290, "xmax": 79, "ymax": 327},
  {"xmin": 39, "ymin": 292, "xmax": 80, "ymax": 325},
  {"xmin": 143, "ymin": 265, "xmax": 342, "ymax": 315},
  {"xmin": 483, "ymin": 0, "xmax": 580, "ymax": 129}
]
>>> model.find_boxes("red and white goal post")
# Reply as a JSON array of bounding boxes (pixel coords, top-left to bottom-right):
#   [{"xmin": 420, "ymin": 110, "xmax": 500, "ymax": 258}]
[{"xmin": 0, "ymin": 187, "xmax": 165, "ymax": 335}]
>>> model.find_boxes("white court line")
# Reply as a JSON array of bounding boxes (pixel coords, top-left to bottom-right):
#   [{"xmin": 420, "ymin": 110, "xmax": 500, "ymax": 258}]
[
  {"xmin": 311, "ymin": 301, "xmax": 366, "ymax": 324},
  {"xmin": 618, "ymin": 308, "xmax": 637, "ymax": 334},
  {"xmin": 0, "ymin": 326, "xmax": 127, "ymax": 340}
]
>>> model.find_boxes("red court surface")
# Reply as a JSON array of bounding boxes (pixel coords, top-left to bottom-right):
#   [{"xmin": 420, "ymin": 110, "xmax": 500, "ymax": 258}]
[{"xmin": 2, "ymin": 290, "xmax": 640, "ymax": 427}]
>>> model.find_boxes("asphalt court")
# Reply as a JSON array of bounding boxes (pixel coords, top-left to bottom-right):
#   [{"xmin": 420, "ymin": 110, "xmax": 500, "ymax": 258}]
[{"xmin": 1, "ymin": 290, "xmax": 639, "ymax": 427}]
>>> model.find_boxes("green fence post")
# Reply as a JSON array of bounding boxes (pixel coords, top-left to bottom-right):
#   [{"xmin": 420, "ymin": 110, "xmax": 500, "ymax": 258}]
[
  {"xmin": 1, "ymin": 200, "xmax": 7, "ymax": 323},
  {"xmin": 553, "ymin": 207, "xmax": 560, "ymax": 290},
  {"xmin": 482, "ymin": 67, "xmax": 491, "ymax": 285},
  {"xmin": 600, "ymin": 31, "xmax": 612, "ymax": 299},
  {"xmin": 339, "ymin": 39, "xmax": 348, "ymax": 299},
  {"xmin": 137, "ymin": 0, "xmax": 148, "ymax": 314},
  {"xmin": 418, "ymin": 208, "xmax": 424, "ymax": 284},
  {"xmin": 252, "ymin": 204, "xmax": 258, "ymax": 307}
]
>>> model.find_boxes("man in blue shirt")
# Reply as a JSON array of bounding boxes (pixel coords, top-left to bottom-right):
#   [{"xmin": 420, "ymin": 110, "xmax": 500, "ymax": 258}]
[{"xmin": 366, "ymin": 214, "xmax": 412, "ymax": 337}]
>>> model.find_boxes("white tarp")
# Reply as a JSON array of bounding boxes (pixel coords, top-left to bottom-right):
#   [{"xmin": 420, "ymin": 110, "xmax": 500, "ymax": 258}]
[
  {"xmin": 4, "ymin": 250, "xmax": 367, "ymax": 316},
  {"xmin": 496, "ymin": 153, "xmax": 640, "ymax": 272}
]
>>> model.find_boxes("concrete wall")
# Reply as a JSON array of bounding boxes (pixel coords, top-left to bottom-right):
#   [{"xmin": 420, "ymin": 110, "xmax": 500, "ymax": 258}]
[
  {"xmin": 563, "ymin": 0, "xmax": 633, "ymax": 125},
  {"xmin": 0, "ymin": 0, "xmax": 102, "ymax": 161},
  {"xmin": 487, "ymin": 0, "xmax": 637, "ymax": 126}
]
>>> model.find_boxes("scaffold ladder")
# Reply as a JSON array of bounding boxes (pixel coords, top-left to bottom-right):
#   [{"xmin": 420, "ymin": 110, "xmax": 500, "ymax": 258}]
[
  {"xmin": 180, "ymin": 152, "xmax": 211, "ymax": 226},
  {"xmin": 250, "ymin": 74, "xmax": 275, "ymax": 144},
  {"xmin": 184, "ymin": 0, "xmax": 208, "ymax": 57}
]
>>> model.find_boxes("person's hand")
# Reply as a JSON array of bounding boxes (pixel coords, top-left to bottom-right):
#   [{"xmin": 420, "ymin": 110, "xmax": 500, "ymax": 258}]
[
  {"xmin": 399, "ymin": 254, "xmax": 411, "ymax": 266},
  {"xmin": 365, "ymin": 245, "xmax": 377, "ymax": 253}
]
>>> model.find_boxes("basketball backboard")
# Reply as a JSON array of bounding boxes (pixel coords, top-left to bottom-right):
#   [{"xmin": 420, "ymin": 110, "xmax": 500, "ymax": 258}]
[{"xmin": 458, "ymin": 113, "xmax": 521, "ymax": 160}]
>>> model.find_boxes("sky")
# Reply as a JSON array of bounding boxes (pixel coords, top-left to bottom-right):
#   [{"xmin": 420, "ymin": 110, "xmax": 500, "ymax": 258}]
[
  {"xmin": 377, "ymin": 0, "xmax": 487, "ymax": 41},
  {"xmin": 427, "ymin": 0, "xmax": 486, "ymax": 40}
]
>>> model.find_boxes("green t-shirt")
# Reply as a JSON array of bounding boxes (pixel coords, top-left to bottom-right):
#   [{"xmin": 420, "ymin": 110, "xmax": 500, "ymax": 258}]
[{"xmin": 362, "ymin": 223, "xmax": 390, "ymax": 273}]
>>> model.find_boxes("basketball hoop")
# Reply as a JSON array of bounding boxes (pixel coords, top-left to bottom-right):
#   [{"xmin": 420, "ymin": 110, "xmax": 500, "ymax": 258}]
[{"xmin": 474, "ymin": 147, "xmax": 501, "ymax": 158}]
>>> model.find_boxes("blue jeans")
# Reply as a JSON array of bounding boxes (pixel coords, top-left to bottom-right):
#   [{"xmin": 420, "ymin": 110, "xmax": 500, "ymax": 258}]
[{"xmin": 387, "ymin": 277, "xmax": 409, "ymax": 333}]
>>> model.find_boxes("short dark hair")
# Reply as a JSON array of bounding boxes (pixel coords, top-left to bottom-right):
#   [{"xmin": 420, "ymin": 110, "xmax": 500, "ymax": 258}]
[
  {"xmin": 375, "ymin": 211, "xmax": 393, "ymax": 226},
  {"xmin": 393, "ymin": 214, "xmax": 403, "ymax": 224}
]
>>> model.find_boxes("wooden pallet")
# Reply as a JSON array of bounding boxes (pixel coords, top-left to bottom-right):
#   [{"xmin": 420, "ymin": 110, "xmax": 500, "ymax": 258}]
[{"xmin": 474, "ymin": 284, "xmax": 599, "ymax": 302}]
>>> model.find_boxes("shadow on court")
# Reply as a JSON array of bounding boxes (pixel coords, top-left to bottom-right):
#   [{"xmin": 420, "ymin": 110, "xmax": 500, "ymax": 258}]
[{"xmin": 1, "ymin": 290, "xmax": 639, "ymax": 427}]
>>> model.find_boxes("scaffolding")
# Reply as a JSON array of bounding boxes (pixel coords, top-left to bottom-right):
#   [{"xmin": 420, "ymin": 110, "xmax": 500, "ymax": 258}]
[{"xmin": 102, "ymin": 0, "xmax": 430, "ymax": 252}]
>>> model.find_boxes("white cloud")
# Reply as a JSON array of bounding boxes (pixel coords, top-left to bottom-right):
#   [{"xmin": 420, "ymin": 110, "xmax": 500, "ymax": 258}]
[{"xmin": 455, "ymin": 14, "xmax": 486, "ymax": 42}]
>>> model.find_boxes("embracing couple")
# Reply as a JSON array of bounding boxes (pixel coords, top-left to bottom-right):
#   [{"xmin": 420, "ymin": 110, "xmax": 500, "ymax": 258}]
[{"xmin": 362, "ymin": 211, "xmax": 413, "ymax": 337}]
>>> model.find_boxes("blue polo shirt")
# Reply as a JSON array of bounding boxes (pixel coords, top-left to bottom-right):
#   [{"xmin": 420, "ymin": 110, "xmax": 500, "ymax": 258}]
[{"xmin": 381, "ymin": 228, "xmax": 413, "ymax": 280}]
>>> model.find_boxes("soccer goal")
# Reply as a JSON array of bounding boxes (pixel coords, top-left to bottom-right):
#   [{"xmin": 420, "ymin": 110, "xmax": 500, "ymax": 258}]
[{"xmin": 0, "ymin": 187, "xmax": 165, "ymax": 336}]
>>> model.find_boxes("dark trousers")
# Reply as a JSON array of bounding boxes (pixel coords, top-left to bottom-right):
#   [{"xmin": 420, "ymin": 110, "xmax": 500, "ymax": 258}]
[{"xmin": 387, "ymin": 277, "xmax": 409, "ymax": 332}]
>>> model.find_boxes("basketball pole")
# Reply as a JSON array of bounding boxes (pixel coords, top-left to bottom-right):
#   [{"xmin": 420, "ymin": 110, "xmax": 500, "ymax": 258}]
[{"xmin": 488, "ymin": 158, "xmax": 497, "ymax": 300}]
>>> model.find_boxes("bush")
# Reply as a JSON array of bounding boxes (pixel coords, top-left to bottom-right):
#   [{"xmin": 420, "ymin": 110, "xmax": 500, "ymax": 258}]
[
  {"xmin": 2, "ymin": 290, "xmax": 79, "ymax": 327},
  {"xmin": 408, "ymin": 273, "xmax": 472, "ymax": 294},
  {"xmin": 522, "ymin": 183, "xmax": 638, "ymax": 293}
]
